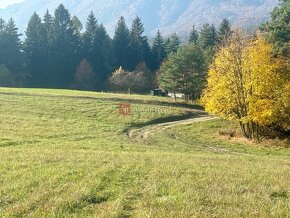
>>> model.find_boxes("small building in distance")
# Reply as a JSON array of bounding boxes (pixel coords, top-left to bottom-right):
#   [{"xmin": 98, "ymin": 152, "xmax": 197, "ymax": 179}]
[{"xmin": 151, "ymin": 89, "xmax": 168, "ymax": 97}]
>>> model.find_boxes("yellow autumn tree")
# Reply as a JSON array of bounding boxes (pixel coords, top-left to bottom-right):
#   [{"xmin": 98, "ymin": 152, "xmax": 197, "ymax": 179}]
[
  {"xmin": 201, "ymin": 30, "xmax": 289, "ymax": 139},
  {"xmin": 245, "ymin": 36, "xmax": 290, "ymax": 134}
]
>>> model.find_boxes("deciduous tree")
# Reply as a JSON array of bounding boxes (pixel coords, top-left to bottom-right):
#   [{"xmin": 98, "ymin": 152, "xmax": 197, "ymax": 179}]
[
  {"xmin": 74, "ymin": 59, "xmax": 97, "ymax": 90},
  {"xmin": 201, "ymin": 31, "xmax": 289, "ymax": 139},
  {"xmin": 109, "ymin": 63, "xmax": 153, "ymax": 93}
]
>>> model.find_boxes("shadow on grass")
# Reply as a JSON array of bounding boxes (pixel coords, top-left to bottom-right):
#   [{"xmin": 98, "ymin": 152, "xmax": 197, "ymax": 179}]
[
  {"xmin": 123, "ymin": 111, "xmax": 208, "ymax": 133},
  {"xmin": 0, "ymin": 139, "xmax": 41, "ymax": 148},
  {"xmin": 0, "ymin": 92, "xmax": 204, "ymax": 110}
]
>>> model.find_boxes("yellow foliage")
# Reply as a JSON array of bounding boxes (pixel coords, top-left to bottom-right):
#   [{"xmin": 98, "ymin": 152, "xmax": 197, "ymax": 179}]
[{"xmin": 201, "ymin": 31, "xmax": 290, "ymax": 138}]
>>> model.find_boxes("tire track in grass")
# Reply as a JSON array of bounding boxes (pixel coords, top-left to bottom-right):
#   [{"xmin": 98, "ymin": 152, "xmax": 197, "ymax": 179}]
[{"xmin": 128, "ymin": 112, "xmax": 217, "ymax": 141}]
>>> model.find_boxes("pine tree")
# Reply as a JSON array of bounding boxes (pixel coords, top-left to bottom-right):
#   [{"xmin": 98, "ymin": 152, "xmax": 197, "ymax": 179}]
[
  {"xmin": 83, "ymin": 12, "xmax": 98, "ymax": 43},
  {"xmin": 0, "ymin": 19, "xmax": 15, "ymax": 86},
  {"xmin": 113, "ymin": 16, "xmax": 130, "ymax": 70},
  {"xmin": 199, "ymin": 23, "xmax": 218, "ymax": 65},
  {"xmin": 40, "ymin": 10, "xmax": 54, "ymax": 87},
  {"xmin": 152, "ymin": 30, "xmax": 166, "ymax": 71},
  {"xmin": 0, "ymin": 18, "xmax": 22, "ymax": 76},
  {"xmin": 0, "ymin": 18, "xmax": 5, "ymax": 31},
  {"xmin": 95, "ymin": 23, "xmax": 114, "ymax": 83},
  {"xmin": 82, "ymin": 13, "xmax": 113, "ymax": 88},
  {"xmin": 165, "ymin": 33, "xmax": 180, "ymax": 55},
  {"xmin": 261, "ymin": 0, "xmax": 290, "ymax": 56},
  {"xmin": 0, "ymin": 18, "xmax": 6, "ymax": 64},
  {"xmin": 82, "ymin": 12, "xmax": 98, "ymax": 72},
  {"xmin": 128, "ymin": 16, "xmax": 152, "ymax": 70},
  {"xmin": 218, "ymin": 18, "xmax": 232, "ymax": 45},
  {"xmin": 158, "ymin": 43, "xmax": 206, "ymax": 101},
  {"xmin": 43, "ymin": 10, "xmax": 53, "ymax": 37},
  {"xmin": 24, "ymin": 12, "xmax": 46, "ymax": 86},
  {"xmin": 50, "ymin": 4, "xmax": 80, "ymax": 87},
  {"xmin": 199, "ymin": 23, "xmax": 218, "ymax": 49},
  {"xmin": 189, "ymin": 25, "xmax": 199, "ymax": 44}
]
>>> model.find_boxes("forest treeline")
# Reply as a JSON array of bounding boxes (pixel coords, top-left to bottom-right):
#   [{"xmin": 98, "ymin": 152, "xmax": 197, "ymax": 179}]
[
  {"xmin": 0, "ymin": 1, "xmax": 289, "ymax": 139},
  {"xmin": 0, "ymin": 3, "xmax": 228, "ymax": 91}
]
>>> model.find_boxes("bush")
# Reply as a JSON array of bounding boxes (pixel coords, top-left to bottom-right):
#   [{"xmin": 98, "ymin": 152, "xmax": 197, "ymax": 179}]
[{"xmin": 109, "ymin": 62, "xmax": 154, "ymax": 93}]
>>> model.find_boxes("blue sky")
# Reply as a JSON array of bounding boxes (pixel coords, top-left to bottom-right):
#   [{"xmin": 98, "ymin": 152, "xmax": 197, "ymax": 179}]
[{"xmin": 0, "ymin": 0, "xmax": 25, "ymax": 8}]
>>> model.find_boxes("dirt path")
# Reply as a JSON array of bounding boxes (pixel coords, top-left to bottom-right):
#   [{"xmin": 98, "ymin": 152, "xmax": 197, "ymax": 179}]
[
  {"xmin": 128, "ymin": 112, "xmax": 217, "ymax": 141},
  {"xmin": 127, "ymin": 111, "xmax": 267, "ymax": 156}
]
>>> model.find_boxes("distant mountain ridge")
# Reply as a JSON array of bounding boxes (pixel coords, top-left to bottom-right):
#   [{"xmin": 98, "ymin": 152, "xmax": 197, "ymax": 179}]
[{"xmin": 0, "ymin": 0, "xmax": 279, "ymax": 36}]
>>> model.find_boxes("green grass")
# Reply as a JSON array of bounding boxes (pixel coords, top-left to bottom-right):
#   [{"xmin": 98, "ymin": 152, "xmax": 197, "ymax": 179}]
[{"xmin": 0, "ymin": 87, "xmax": 290, "ymax": 217}]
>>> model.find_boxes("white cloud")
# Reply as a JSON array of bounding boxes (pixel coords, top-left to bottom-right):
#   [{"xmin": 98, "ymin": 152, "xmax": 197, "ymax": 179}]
[{"xmin": 0, "ymin": 0, "xmax": 26, "ymax": 9}]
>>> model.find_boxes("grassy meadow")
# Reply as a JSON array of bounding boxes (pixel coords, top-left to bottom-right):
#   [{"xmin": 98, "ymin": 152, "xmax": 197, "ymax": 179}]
[{"xmin": 0, "ymin": 88, "xmax": 290, "ymax": 217}]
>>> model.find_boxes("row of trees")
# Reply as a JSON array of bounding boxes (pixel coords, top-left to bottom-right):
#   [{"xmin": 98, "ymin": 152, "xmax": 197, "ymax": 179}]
[
  {"xmin": 0, "ymin": 4, "xmax": 151, "ymax": 89},
  {"xmin": 158, "ymin": 18, "xmax": 231, "ymax": 101},
  {"xmin": 23, "ymin": 5, "xmax": 156, "ymax": 89},
  {"xmin": 0, "ymin": 3, "xmax": 232, "ymax": 91},
  {"xmin": 0, "ymin": 18, "xmax": 22, "ymax": 87},
  {"xmin": 0, "ymin": 4, "xmax": 180, "ymax": 90},
  {"xmin": 109, "ymin": 18, "xmax": 231, "ymax": 95}
]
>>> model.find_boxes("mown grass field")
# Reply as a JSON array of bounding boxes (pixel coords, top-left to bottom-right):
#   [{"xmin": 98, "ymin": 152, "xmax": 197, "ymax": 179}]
[{"xmin": 0, "ymin": 87, "xmax": 290, "ymax": 217}]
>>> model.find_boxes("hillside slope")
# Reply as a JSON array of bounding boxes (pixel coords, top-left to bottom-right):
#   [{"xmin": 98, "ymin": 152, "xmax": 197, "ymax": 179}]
[
  {"xmin": 0, "ymin": 0, "xmax": 278, "ymax": 36},
  {"xmin": 0, "ymin": 87, "xmax": 289, "ymax": 217}
]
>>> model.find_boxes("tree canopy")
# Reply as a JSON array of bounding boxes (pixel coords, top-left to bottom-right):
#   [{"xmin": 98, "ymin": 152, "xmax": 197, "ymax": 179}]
[
  {"xmin": 158, "ymin": 43, "xmax": 206, "ymax": 101},
  {"xmin": 201, "ymin": 31, "xmax": 289, "ymax": 139},
  {"xmin": 261, "ymin": 0, "xmax": 290, "ymax": 56}
]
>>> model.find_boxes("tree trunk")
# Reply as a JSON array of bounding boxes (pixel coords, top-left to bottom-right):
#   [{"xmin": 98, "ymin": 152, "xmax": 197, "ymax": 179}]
[
  {"xmin": 174, "ymin": 90, "xmax": 177, "ymax": 102},
  {"xmin": 191, "ymin": 91, "xmax": 195, "ymax": 103},
  {"xmin": 239, "ymin": 122, "xmax": 261, "ymax": 140}
]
